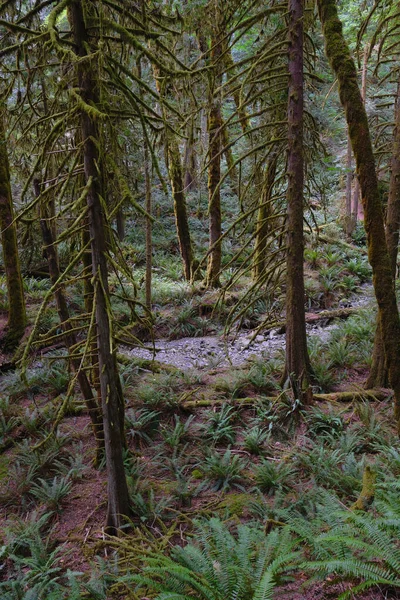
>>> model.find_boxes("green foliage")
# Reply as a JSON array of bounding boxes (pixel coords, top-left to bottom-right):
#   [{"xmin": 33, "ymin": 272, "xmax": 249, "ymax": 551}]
[
  {"xmin": 161, "ymin": 414, "xmax": 196, "ymax": 449},
  {"xmin": 200, "ymin": 448, "xmax": 247, "ymax": 492},
  {"xmin": 126, "ymin": 518, "xmax": 300, "ymax": 600},
  {"xmin": 30, "ymin": 476, "xmax": 72, "ymax": 511},
  {"xmin": 136, "ymin": 373, "xmax": 185, "ymax": 411},
  {"xmin": 0, "ymin": 511, "xmax": 75, "ymax": 599},
  {"xmin": 326, "ymin": 339, "xmax": 355, "ymax": 368},
  {"xmin": 295, "ymin": 441, "xmax": 362, "ymax": 498},
  {"xmin": 168, "ymin": 300, "xmax": 210, "ymax": 339},
  {"xmin": 242, "ymin": 425, "xmax": 270, "ymax": 455},
  {"xmin": 0, "ymin": 408, "xmax": 18, "ymax": 443},
  {"xmin": 125, "ymin": 407, "xmax": 161, "ymax": 445},
  {"xmin": 203, "ymin": 404, "xmax": 237, "ymax": 445},
  {"xmin": 344, "ymin": 258, "xmax": 371, "ymax": 281},
  {"xmin": 305, "ymin": 406, "xmax": 344, "ymax": 438},
  {"xmin": 129, "ymin": 486, "xmax": 175, "ymax": 523},
  {"xmin": 254, "ymin": 459, "xmax": 295, "ymax": 494},
  {"xmin": 304, "ymin": 248, "xmax": 320, "ymax": 268},
  {"xmin": 302, "ymin": 481, "xmax": 400, "ymax": 598},
  {"xmin": 310, "ymin": 360, "xmax": 337, "ymax": 392}
]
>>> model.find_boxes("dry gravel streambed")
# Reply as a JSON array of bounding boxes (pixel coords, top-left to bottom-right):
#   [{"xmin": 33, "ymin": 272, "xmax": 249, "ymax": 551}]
[{"xmin": 128, "ymin": 285, "xmax": 374, "ymax": 370}]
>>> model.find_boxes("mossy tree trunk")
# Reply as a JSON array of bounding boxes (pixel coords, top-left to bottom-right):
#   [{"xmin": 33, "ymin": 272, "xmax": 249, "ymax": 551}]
[
  {"xmin": 205, "ymin": 4, "xmax": 224, "ymax": 288},
  {"xmin": 0, "ymin": 109, "xmax": 26, "ymax": 350},
  {"xmin": 317, "ymin": 0, "xmax": 400, "ymax": 430},
  {"xmin": 81, "ymin": 222, "xmax": 101, "ymax": 397},
  {"xmin": 167, "ymin": 135, "xmax": 197, "ymax": 281},
  {"xmin": 366, "ymin": 76, "xmax": 400, "ymax": 389},
  {"xmin": 221, "ymin": 121, "xmax": 239, "ymax": 198},
  {"xmin": 144, "ymin": 142, "xmax": 152, "ymax": 309},
  {"xmin": 253, "ymin": 156, "xmax": 278, "ymax": 280},
  {"xmin": 69, "ymin": 0, "xmax": 130, "ymax": 534},
  {"xmin": 345, "ymin": 131, "xmax": 353, "ymax": 238},
  {"xmin": 284, "ymin": 0, "xmax": 313, "ymax": 402},
  {"xmin": 184, "ymin": 116, "xmax": 197, "ymax": 192},
  {"xmin": 116, "ymin": 209, "xmax": 125, "ymax": 242}
]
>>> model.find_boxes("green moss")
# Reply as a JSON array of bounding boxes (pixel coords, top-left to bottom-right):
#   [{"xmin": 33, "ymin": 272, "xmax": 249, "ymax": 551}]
[
  {"xmin": 351, "ymin": 465, "xmax": 376, "ymax": 511},
  {"xmin": 191, "ymin": 468, "xmax": 204, "ymax": 480},
  {"xmin": 0, "ymin": 111, "xmax": 26, "ymax": 349},
  {"xmin": 217, "ymin": 493, "xmax": 254, "ymax": 517}
]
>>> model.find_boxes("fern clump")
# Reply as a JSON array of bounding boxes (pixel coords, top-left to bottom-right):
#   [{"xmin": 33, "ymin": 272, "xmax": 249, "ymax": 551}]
[
  {"xmin": 125, "ymin": 518, "xmax": 300, "ymax": 599},
  {"xmin": 299, "ymin": 481, "xmax": 400, "ymax": 598}
]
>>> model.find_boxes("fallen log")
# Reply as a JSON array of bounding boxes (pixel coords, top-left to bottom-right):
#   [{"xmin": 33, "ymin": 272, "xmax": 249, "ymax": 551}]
[
  {"xmin": 265, "ymin": 306, "xmax": 365, "ymax": 335},
  {"xmin": 181, "ymin": 388, "xmax": 391, "ymax": 409},
  {"xmin": 313, "ymin": 389, "xmax": 390, "ymax": 402},
  {"xmin": 117, "ymin": 353, "xmax": 180, "ymax": 373},
  {"xmin": 318, "ymin": 233, "xmax": 368, "ymax": 255}
]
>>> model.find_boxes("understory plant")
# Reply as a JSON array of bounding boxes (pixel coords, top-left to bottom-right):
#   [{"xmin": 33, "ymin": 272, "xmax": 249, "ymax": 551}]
[{"xmin": 123, "ymin": 518, "xmax": 300, "ymax": 600}]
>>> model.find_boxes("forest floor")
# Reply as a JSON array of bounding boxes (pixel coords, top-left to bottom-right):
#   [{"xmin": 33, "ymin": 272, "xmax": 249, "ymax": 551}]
[{"xmin": 1, "ymin": 233, "xmax": 399, "ymax": 598}]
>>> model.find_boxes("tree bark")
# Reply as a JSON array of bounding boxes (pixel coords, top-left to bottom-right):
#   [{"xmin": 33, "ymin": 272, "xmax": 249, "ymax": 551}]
[
  {"xmin": 184, "ymin": 116, "xmax": 197, "ymax": 191},
  {"xmin": 144, "ymin": 143, "xmax": 152, "ymax": 309},
  {"xmin": 69, "ymin": 0, "xmax": 130, "ymax": 534},
  {"xmin": 182, "ymin": 389, "xmax": 391, "ymax": 410},
  {"xmin": 366, "ymin": 76, "xmax": 400, "ymax": 389},
  {"xmin": 345, "ymin": 131, "xmax": 353, "ymax": 237},
  {"xmin": 284, "ymin": 0, "xmax": 312, "ymax": 403},
  {"xmin": 167, "ymin": 135, "xmax": 196, "ymax": 281},
  {"xmin": 205, "ymin": 7, "xmax": 223, "ymax": 289},
  {"xmin": 317, "ymin": 0, "xmax": 400, "ymax": 432},
  {"xmin": 116, "ymin": 208, "xmax": 125, "ymax": 242},
  {"xmin": 221, "ymin": 121, "xmax": 240, "ymax": 198},
  {"xmin": 253, "ymin": 157, "xmax": 278, "ymax": 279},
  {"xmin": 0, "ymin": 109, "xmax": 26, "ymax": 350},
  {"xmin": 351, "ymin": 45, "xmax": 368, "ymax": 227}
]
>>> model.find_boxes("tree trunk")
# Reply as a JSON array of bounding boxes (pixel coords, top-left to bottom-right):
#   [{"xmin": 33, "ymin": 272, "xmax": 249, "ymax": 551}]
[
  {"xmin": 144, "ymin": 143, "xmax": 152, "ymax": 310},
  {"xmin": 284, "ymin": 0, "xmax": 312, "ymax": 403},
  {"xmin": 351, "ymin": 45, "xmax": 368, "ymax": 226},
  {"xmin": 253, "ymin": 157, "xmax": 278, "ymax": 279},
  {"xmin": 366, "ymin": 76, "xmax": 400, "ymax": 389},
  {"xmin": 0, "ymin": 109, "xmax": 26, "ymax": 350},
  {"xmin": 81, "ymin": 222, "xmax": 101, "ymax": 396},
  {"xmin": 317, "ymin": 0, "xmax": 400, "ymax": 432},
  {"xmin": 184, "ymin": 116, "xmax": 197, "ymax": 191},
  {"xmin": 116, "ymin": 208, "xmax": 125, "ymax": 242},
  {"xmin": 69, "ymin": 0, "xmax": 130, "ymax": 534},
  {"xmin": 205, "ymin": 9, "xmax": 223, "ymax": 289},
  {"xmin": 345, "ymin": 131, "xmax": 353, "ymax": 237},
  {"xmin": 221, "ymin": 121, "xmax": 239, "ymax": 198},
  {"xmin": 35, "ymin": 179, "xmax": 104, "ymax": 460},
  {"xmin": 167, "ymin": 135, "xmax": 196, "ymax": 281}
]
